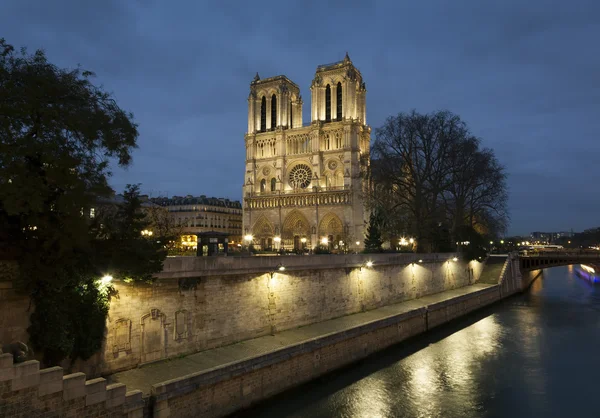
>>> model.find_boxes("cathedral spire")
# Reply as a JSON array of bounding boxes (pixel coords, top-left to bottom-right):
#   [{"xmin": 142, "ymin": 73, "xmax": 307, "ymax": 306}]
[
  {"xmin": 253, "ymin": 72, "xmax": 260, "ymax": 82},
  {"xmin": 344, "ymin": 52, "xmax": 351, "ymax": 63}
]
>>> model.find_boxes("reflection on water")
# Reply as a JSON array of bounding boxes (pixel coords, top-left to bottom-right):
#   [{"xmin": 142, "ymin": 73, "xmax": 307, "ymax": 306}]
[{"xmin": 235, "ymin": 267, "xmax": 600, "ymax": 418}]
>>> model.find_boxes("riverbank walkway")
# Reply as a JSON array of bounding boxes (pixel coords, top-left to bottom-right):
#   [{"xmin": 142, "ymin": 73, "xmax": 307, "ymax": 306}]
[{"xmin": 106, "ymin": 282, "xmax": 497, "ymax": 395}]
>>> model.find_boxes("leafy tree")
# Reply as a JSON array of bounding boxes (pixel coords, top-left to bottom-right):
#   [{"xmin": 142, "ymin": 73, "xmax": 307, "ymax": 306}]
[
  {"xmin": 364, "ymin": 211, "xmax": 384, "ymax": 252},
  {"xmin": 0, "ymin": 38, "xmax": 144, "ymax": 366}
]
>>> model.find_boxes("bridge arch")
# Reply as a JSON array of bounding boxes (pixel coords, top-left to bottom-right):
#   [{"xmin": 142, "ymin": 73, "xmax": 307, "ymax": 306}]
[{"xmin": 519, "ymin": 253, "xmax": 600, "ymax": 272}]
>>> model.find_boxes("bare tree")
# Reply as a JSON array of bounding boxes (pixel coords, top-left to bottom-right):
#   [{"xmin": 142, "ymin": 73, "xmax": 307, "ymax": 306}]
[{"xmin": 369, "ymin": 110, "xmax": 508, "ymax": 252}]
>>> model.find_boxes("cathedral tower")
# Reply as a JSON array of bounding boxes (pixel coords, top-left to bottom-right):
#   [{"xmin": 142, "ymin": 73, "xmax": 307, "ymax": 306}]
[{"xmin": 243, "ymin": 54, "xmax": 370, "ymax": 252}]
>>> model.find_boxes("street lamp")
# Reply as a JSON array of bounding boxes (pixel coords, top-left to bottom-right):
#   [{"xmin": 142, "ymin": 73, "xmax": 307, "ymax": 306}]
[
  {"xmin": 141, "ymin": 229, "xmax": 153, "ymax": 236},
  {"xmin": 321, "ymin": 237, "xmax": 328, "ymax": 245}
]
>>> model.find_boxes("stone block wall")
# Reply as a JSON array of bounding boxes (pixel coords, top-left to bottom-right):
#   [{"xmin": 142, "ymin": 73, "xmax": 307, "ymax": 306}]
[
  {"xmin": 0, "ymin": 353, "xmax": 145, "ymax": 418},
  {"xmin": 149, "ymin": 284, "xmax": 502, "ymax": 418},
  {"xmin": 93, "ymin": 255, "xmax": 483, "ymax": 375},
  {"xmin": 0, "ymin": 254, "xmax": 484, "ymax": 377}
]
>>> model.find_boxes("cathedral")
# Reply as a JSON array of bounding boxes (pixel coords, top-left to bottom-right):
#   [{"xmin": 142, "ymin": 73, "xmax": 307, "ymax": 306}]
[{"xmin": 242, "ymin": 53, "xmax": 370, "ymax": 252}]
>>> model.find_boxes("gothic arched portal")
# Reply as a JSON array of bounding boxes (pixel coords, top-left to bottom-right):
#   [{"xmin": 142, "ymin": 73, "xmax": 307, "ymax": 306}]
[{"xmin": 282, "ymin": 209, "xmax": 311, "ymax": 250}]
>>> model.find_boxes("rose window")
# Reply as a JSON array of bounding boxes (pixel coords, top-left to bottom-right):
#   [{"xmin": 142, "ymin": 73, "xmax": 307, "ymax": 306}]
[{"xmin": 288, "ymin": 164, "xmax": 312, "ymax": 189}]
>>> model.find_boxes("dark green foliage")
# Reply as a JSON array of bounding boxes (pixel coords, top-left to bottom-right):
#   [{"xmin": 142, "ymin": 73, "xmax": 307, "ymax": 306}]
[
  {"xmin": 0, "ymin": 39, "xmax": 148, "ymax": 366},
  {"xmin": 364, "ymin": 212, "xmax": 384, "ymax": 253},
  {"xmin": 28, "ymin": 278, "xmax": 111, "ymax": 366},
  {"xmin": 91, "ymin": 184, "xmax": 166, "ymax": 283}
]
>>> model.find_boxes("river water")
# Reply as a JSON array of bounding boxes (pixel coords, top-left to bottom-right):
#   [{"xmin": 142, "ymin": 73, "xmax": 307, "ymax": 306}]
[{"xmin": 234, "ymin": 266, "xmax": 600, "ymax": 418}]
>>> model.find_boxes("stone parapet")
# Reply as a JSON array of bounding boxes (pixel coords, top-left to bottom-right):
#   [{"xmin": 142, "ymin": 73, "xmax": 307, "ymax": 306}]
[
  {"xmin": 0, "ymin": 355, "xmax": 145, "ymax": 418},
  {"xmin": 156, "ymin": 252, "xmax": 457, "ymax": 279}
]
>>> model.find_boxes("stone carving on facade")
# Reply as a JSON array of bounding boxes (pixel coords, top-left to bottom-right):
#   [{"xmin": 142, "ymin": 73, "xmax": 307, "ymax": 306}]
[
  {"xmin": 113, "ymin": 318, "xmax": 131, "ymax": 354},
  {"xmin": 262, "ymin": 167, "xmax": 271, "ymax": 176},
  {"xmin": 243, "ymin": 55, "xmax": 369, "ymax": 249},
  {"xmin": 174, "ymin": 310, "xmax": 189, "ymax": 341},
  {"xmin": 288, "ymin": 164, "xmax": 312, "ymax": 189},
  {"xmin": 311, "ymin": 74, "xmax": 322, "ymax": 87}
]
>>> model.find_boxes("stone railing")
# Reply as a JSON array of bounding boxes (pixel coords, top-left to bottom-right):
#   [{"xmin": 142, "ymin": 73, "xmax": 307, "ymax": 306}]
[
  {"xmin": 246, "ymin": 188, "xmax": 352, "ymax": 209},
  {"xmin": 0, "ymin": 353, "xmax": 144, "ymax": 417},
  {"xmin": 156, "ymin": 252, "xmax": 458, "ymax": 279}
]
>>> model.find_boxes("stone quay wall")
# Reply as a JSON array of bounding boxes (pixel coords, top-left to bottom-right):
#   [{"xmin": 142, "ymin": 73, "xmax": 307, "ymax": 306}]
[
  {"xmin": 152, "ymin": 284, "xmax": 503, "ymax": 418},
  {"xmin": 97, "ymin": 253, "xmax": 481, "ymax": 376},
  {"xmin": 1, "ymin": 254, "xmax": 538, "ymax": 418},
  {"xmin": 1, "ymin": 254, "xmax": 482, "ymax": 377}
]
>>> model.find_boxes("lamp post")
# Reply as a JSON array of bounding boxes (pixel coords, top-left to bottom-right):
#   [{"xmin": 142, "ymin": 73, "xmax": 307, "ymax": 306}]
[{"xmin": 244, "ymin": 234, "xmax": 253, "ymax": 254}]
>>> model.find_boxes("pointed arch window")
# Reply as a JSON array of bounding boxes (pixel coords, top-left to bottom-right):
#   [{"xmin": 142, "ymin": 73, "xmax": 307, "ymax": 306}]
[
  {"xmin": 271, "ymin": 94, "xmax": 277, "ymax": 130},
  {"xmin": 270, "ymin": 177, "xmax": 276, "ymax": 192},
  {"xmin": 260, "ymin": 179, "xmax": 266, "ymax": 193},
  {"xmin": 336, "ymin": 82, "xmax": 342, "ymax": 121},
  {"xmin": 325, "ymin": 84, "xmax": 331, "ymax": 122},
  {"xmin": 260, "ymin": 96, "xmax": 266, "ymax": 132}
]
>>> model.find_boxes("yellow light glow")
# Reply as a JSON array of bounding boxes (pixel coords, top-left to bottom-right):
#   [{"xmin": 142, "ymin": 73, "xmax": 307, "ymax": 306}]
[
  {"xmin": 500, "ymin": 240, "xmax": 504, "ymax": 244},
  {"xmin": 274, "ymin": 236, "xmax": 281, "ymax": 243},
  {"xmin": 100, "ymin": 275, "xmax": 113, "ymax": 285},
  {"xmin": 355, "ymin": 241, "xmax": 360, "ymax": 246},
  {"xmin": 366, "ymin": 261, "xmax": 373, "ymax": 268},
  {"xmin": 301, "ymin": 237, "xmax": 307, "ymax": 243},
  {"xmin": 409, "ymin": 238, "xmax": 414, "ymax": 244},
  {"xmin": 321, "ymin": 237, "xmax": 329, "ymax": 245},
  {"xmin": 244, "ymin": 234, "xmax": 253, "ymax": 242},
  {"xmin": 490, "ymin": 241, "xmax": 493, "ymax": 245},
  {"xmin": 452, "ymin": 257, "xmax": 458, "ymax": 262},
  {"xmin": 278, "ymin": 265, "xmax": 286, "ymax": 271},
  {"xmin": 418, "ymin": 259, "xmax": 423, "ymax": 263},
  {"xmin": 141, "ymin": 229, "xmax": 153, "ymax": 236},
  {"xmin": 581, "ymin": 264, "xmax": 595, "ymax": 274}
]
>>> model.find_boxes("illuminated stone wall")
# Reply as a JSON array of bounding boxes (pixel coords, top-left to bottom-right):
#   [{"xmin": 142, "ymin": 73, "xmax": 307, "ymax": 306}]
[
  {"xmin": 85, "ymin": 254, "xmax": 483, "ymax": 376},
  {"xmin": 0, "ymin": 254, "xmax": 484, "ymax": 377}
]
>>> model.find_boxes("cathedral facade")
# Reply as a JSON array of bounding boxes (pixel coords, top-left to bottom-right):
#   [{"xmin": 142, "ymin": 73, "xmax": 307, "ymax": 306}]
[{"xmin": 242, "ymin": 54, "xmax": 370, "ymax": 252}]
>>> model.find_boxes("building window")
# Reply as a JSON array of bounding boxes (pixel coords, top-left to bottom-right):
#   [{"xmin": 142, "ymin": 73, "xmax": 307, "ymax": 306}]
[
  {"xmin": 336, "ymin": 82, "xmax": 342, "ymax": 121},
  {"xmin": 290, "ymin": 102, "xmax": 293, "ymax": 128},
  {"xmin": 260, "ymin": 96, "xmax": 266, "ymax": 132},
  {"xmin": 325, "ymin": 84, "xmax": 331, "ymax": 122},
  {"xmin": 271, "ymin": 94, "xmax": 277, "ymax": 130},
  {"xmin": 271, "ymin": 177, "xmax": 276, "ymax": 192},
  {"xmin": 89, "ymin": 208, "xmax": 95, "ymax": 218},
  {"xmin": 260, "ymin": 179, "xmax": 266, "ymax": 192}
]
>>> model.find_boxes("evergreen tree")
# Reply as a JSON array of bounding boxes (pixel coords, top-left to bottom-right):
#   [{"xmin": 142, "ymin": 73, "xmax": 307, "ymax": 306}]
[
  {"xmin": 364, "ymin": 212, "xmax": 383, "ymax": 252},
  {"xmin": 92, "ymin": 184, "xmax": 166, "ymax": 283}
]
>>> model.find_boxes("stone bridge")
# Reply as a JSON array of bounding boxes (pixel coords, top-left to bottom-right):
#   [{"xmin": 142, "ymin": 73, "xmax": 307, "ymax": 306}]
[{"xmin": 519, "ymin": 251, "xmax": 600, "ymax": 271}]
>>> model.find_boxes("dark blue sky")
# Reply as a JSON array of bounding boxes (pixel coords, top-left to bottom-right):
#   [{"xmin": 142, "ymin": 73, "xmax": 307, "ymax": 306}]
[{"xmin": 2, "ymin": 0, "xmax": 599, "ymax": 236}]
